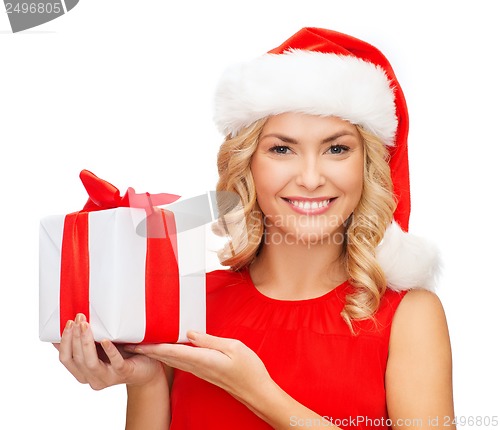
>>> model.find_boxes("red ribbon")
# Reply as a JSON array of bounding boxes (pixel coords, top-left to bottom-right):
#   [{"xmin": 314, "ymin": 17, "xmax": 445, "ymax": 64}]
[
  {"xmin": 79, "ymin": 169, "xmax": 181, "ymax": 214},
  {"xmin": 60, "ymin": 170, "xmax": 182, "ymax": 342}
]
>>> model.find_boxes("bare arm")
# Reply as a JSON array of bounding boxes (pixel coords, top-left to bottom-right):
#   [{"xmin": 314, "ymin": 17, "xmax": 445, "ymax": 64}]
[
  {"xmin": 125, "ymin": 364, "xmax": 172, "ymax": 430},
  {"xmin": 55, "ymin": 314, "xmax": 171, "ymax": 429},
  {"xmin": 126, "ymin": 290, "xmax": 455, "ymax": 430},
  {"xmin": 386, "ymin": 289, "xmax": 455, "ymax": 430},
  {"xmin": 126, "ymin": 334, "xmax": 340, "ymax": 430}
]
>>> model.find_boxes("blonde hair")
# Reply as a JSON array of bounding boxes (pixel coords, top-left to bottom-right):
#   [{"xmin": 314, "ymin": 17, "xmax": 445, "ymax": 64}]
[
  {"xmin": 340, "ymin": 127, "xmax": 396, "ymax": 331},
  {"xmin": 214, "ymin": 119, "xmax": 267, "ymax": 269},
  {"xmin": 214, "ymin": 119, "xmax": 396, "ymax": 329}
]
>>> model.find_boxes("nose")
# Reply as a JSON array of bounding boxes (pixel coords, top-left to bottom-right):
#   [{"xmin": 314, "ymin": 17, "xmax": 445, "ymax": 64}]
[{"xmin": 295, "ymin": 155, "xmax": 326, "ymax": 190}]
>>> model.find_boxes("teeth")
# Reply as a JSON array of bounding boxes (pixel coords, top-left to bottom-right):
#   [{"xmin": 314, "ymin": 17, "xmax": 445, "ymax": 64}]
[{"xmin": 289, "ymin": 199, "xmax": 331, "ymax": 209}]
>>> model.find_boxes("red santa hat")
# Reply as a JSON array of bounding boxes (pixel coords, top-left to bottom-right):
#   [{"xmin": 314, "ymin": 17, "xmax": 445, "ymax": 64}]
[{"xmin": 213, "ymin": 27, "xmax": 440, "ymax": 291}]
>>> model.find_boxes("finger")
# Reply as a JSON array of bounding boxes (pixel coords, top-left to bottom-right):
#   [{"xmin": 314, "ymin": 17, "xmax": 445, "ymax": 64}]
[
  {"xmin": 79, "ymin": 322, "xmax": 101, "ymax": 371},
  {"xmin": 58, "ymin": 320, "xmax": 75, "ymax": 363},
  {"xmin": 128, "ymin": 343, "xmax": 223, "ymax": 374},
  {"xmin": 58, "ymin": 320, "xmax": 87, "ymax": 382},
  {"xmin": 71, "ymin": 314, "xmax": 86, "ymax": 365},
  {"xmin": 101, "ymin": 339, "xmax": 127, "ymax": 372},
  {"xmin": 187, "ymin": 332, "xmax": 236, "ymax": 355},
  {"xmin": 127, "ymin": 343, "xmax": 194, "ymax": 364}
]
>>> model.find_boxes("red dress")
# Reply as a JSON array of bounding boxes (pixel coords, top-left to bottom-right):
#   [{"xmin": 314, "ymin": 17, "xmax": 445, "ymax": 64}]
[{"xmin": 170, "ymin": 268, "xmax": 407, "ymax": 429}]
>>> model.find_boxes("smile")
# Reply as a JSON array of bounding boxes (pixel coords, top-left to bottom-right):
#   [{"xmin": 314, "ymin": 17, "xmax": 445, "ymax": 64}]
[{"xmin": 283, "ymin": 197, "xmax": 336, "ymax": 214}]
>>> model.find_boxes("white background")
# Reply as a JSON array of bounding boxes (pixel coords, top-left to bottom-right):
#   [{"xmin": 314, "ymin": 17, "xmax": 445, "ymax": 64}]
[{"xmin": 1, "ymin": 0, "xmax": 499, "ymax": 428}]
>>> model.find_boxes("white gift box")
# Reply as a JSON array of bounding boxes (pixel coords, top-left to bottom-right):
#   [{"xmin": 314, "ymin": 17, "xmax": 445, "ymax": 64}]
[{"xmin": 39, "ymin": 204, "xmax": 206, "ymax": 344}]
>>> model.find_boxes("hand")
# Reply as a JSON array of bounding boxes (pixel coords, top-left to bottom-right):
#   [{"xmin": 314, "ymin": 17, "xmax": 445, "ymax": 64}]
[
  {"xmin": 125, "ymin": 332, "xmax": 272, "ymax": 406},
  {"xmin": 53, "ymin": 314, "xmax": 164, "ymax": 391}
]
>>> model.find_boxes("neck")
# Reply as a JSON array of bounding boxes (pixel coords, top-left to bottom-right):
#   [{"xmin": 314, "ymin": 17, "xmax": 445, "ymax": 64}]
[{"xmin": 249, "ymin": 231, "xmax": 348, "ymax": 300}]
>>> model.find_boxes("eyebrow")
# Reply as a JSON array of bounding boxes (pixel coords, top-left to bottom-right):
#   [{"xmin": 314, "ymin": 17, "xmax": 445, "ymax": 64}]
[{"xmin": 260, "ymin": 131, "xmax": 357, "ymax": 144}]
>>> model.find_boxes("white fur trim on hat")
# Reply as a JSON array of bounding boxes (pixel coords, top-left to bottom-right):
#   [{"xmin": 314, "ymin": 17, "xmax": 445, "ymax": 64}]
[
  {"xmin": 376, "ymin": 222, "xmax": 441, "ymax": 292},
  {"xmin": 214, "ymin": 49, "xmax": 398, "ymax": 145}
]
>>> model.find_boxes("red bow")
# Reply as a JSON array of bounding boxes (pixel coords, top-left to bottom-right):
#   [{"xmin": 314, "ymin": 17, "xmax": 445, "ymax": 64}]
[
  {"xmin": 79, "ymin": 169, "xmax": 181, "ymax": 214},
  {"xmin": 60, "ymin": 169, "xmax": 181, "ymax": 342}
]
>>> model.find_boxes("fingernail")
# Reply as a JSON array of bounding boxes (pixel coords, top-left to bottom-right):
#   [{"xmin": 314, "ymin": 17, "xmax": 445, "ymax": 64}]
[
  {"xmin": 124, "ymin": 345, "xmax": 143, "ymax": 353},
  {"xmin": 76, "ymin": 313, "xmax": 87, "ymax": 323},
  {"xmin": 65, "ymin": 320, "xmax": 74, "ymax": 331},
  {"xmin": 187, "ymin": 331, "xmax": 199, "ymax": 342},
  {"xmin": 80, "ymin": 322, "xmax": 88, "ymax": 333},
  {"xmin": 101, "ymin": 339, "xmax": 111, "ymax": 350}
]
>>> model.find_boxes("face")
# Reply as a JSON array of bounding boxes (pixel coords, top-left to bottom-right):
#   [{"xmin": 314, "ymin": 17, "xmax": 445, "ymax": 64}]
[{"xmin": 250, "ymin": 112, "xmax": 364, "ymax": 245}]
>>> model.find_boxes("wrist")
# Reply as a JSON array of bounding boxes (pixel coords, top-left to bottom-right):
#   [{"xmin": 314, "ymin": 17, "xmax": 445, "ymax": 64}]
[
  {"xmin": 126, "ymin": 360, "xmax": 165, "ymax": 390},
  {"xmin": 238, "ymin": 376, "xmax": 292, "ymax": 428},
  {"xmin": 126, "ymin": 364, "xmax": 170, "ymax": 429},
  {"xmin": 239, "ymin": 377, "xmax": 338, "ymax": 430}
]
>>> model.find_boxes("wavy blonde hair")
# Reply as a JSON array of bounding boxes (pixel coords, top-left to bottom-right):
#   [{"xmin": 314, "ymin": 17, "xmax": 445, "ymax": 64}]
[
  {"xmin": 340, "ymin": 127, "xmax": 396, "ymax": 332},
  {"xmin": 214, "ymin": 119, "xmax": 396, "ymax": 330}
]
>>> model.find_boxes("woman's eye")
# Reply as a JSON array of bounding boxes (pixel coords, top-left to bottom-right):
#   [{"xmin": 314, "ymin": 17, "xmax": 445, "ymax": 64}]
[
  {"xmin": 270, "ymin": 145, "xmax": 291, "ymax": 155},
  {"xmin": 327, "ymin": 145, "xmax": 349, "ymax": 155}
]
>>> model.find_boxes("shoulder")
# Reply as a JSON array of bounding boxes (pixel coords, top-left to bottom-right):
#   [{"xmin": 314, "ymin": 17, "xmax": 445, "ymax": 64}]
[
  {"xmin": 363, "ymin": 288, "xmax": 407, "ymax": 331},
  {"xmin": 206, "ymin": 268, "xmax": 248, "ymax": 295},
  {"xmin": 388, "ymin": 288, "xmax": 451, "ymax": 361},
  {"xmin": 205, "ymin": 268, "xmax": 255, "ymax": 332},
  {"xmin": 392, "ymin": 289, "xmax": 448, "ymax": 334},
  {"xmin": 385, "ymin": 290, "xmax": 455, "ymax": 417}
]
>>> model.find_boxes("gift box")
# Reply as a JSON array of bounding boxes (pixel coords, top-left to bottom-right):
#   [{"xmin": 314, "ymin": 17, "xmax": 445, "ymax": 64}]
[{"xmin": 39, "ymin": 170, "xmax": 206, "ymax": 344}]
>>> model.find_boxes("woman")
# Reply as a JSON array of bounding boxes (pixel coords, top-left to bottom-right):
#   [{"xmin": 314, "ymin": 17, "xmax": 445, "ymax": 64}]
[{"xmin": 56, "ymin": 28, "xmax": 454, "ymax": 429}]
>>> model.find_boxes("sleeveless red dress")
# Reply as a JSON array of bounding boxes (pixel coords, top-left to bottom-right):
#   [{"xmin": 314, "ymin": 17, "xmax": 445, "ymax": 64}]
[{"xmin": 170, "ymin": 268, "xmax": 407, "ymax": 429}]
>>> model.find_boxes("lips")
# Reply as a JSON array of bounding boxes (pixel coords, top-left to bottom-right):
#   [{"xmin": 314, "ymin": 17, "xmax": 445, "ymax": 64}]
[{"xmin": 282, "ymin": 197, "xmax": 336, "ymax": 214}]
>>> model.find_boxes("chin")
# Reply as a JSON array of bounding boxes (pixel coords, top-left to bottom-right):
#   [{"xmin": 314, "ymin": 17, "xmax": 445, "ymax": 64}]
[{"xmin": 264, "ymin": 226, "xmax": 346, "ymax": 247}]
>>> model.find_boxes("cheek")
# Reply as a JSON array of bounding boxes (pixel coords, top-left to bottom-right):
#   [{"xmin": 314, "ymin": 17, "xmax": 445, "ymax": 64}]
[
  {"xmin": 334, "ymin": 158, "xmax": 364, "ymax": 198},
  {"xmin": 250, "ymin": 157, "xmax": 289, "ymax": 201}
]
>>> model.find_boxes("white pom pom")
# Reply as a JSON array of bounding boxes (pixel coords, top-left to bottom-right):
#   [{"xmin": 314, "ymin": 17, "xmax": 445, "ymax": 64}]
[{"xmin": 376, "ymin": 222, "xmax": 441, "ymax": 291}]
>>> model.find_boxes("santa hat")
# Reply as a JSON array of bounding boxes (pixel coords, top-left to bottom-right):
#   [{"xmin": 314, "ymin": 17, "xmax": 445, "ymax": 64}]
[{"xmin": 213, "ymin": 27, "xmax": 439, "ymax": 291}]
